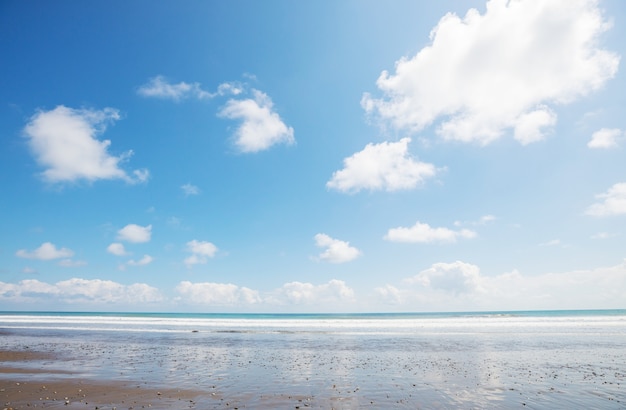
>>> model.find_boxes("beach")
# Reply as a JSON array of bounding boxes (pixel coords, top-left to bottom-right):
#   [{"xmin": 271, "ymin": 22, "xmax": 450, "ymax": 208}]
[{"xmin": 1, "ymin": 311, "xmax": 625, "ymax": 409}]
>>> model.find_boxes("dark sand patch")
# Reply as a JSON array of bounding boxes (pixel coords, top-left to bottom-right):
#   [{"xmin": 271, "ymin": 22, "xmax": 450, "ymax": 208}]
[{"xmin": 0, "ymin": 378, "xmax": 211, "ymax": 409}]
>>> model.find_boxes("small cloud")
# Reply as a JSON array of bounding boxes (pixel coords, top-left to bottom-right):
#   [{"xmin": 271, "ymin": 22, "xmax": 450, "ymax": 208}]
[
  {"xmin": 126, "ymin": 255, "xmax": 153, "ymax": 267},
  {"xmin": 327, "ymin": 138, "xmax": 438, "ymax": 193},
  {"xmin": 184, "ymin": 240, "xmax": 218, "ymax": 268},
  {"xmin": 585, "ymin": 183, "xmax": 626, "ymax": 217},
  {"xmin": 218, "ymin": 89, "xmax": 295, "ymax": 153},
  {"xmin": 384, "ymin": 221, "xmax": 476, "ymax": 243},
  {"xmin": 21, "ymin": 267, "xmax": 37, "ymax": 274},
  {"xmin": 588, "ymin": 128, "xmax": 622, "ymax": 149},
  {"xmin": 181, "ymin": 183, "xmax": 200, "ymax": 196},
  {"xmin": 117, "ymin": 224, "xmax": 152, "ymax": 243},
  {"xmin": 23, "ymin": 105, "xmax": 148, "ymax": 184},
  {"xmin": 539, "ymin": 239, "xmax": 561, "ymax": 247},
  {"xmin": 107, "ymin": 243, "xmax": 128, "ymax": 256},
  {"xmin": 16, "ymin": 242, "xmax": 74, "ymax": 260},
  {"xmin": 314, "ymin": 233, "xmax": 361, "ymax": 264}
]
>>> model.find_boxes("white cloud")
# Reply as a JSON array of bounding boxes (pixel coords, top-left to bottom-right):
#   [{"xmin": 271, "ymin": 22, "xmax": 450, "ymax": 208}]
[
  {"xmin": 384, "ymin": 221, "xmax": 476, "ymax": 243},
  {"xmin": 327, "ymin": 138, "xmax": 437, "ymax": 193},
  {"xmin": 16, "ymin": 242, "xmax": 74, "ymax": 260},
  {"xmin": 0, "ymin": 278, "xmax": 163, "ymax": 304},
  {"xmin": 314, "ymin": 233, "xmax": 361, "ymax": 264},
  {"xmin": 23, "ymin": 106, "xmax": 149, "ymax": 184},
  {"xmin": 585, "ymin": 183, "xmax": 626, "ymax": 216},
  {"xmin": 218, "ymin": 89, "xmax": 295, "ymax": 153},
  {"xmin": 176, "ymin": 279, "xmax": 355, "ymax": 308},
  {"xmin": 272, "ymin": 279, "xmax": 355, "ymax": 305},
  {"xmin": 184, "ymin": 240, "xmax": 218, "ymax": 268},
  {"xmin": 176, "ymin": 281, "xmax": 261, "ymax": 305},
  {"xmin": 406, "ymin": 261, "xmax": 484, "ymax": 295},
  {"xmin": 181, "ymin": 183, "xmax": 200, "ymax": 196},
  {"xmin": 117, "ymin": 224, "xmax": 152, "ymax": 243},
  {"xmin": 137, "ymin": 76, "xmax": 242, "ymax": 101},
  {"xmin": 362, "ymin": 0, "xmax": 619, "ymax": 145},
  {"xmin": 126, "ymin": 255, "xmax": 153, "ymax": 267},
  {"xmin": 588, "ymin": 128, "xmax": 622, "ymax": 149},
  {"xmin": 107, "ymin": 243, "xmax": 128, "ymax": 256},
  {"xmin": 393, "ymin": 259, "xmax": 626, "ymax": 311}
]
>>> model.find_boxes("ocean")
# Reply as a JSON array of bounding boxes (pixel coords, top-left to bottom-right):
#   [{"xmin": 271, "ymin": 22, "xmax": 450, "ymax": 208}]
[{"xmin": 1, "ymin": 310, "xmax": 625, "ymax": 408}]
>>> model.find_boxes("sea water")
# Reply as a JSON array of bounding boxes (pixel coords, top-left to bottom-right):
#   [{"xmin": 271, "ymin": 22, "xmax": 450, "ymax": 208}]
[{"xmin": 1, "ymin": 310, "xmax": 625, "ymax": 408}]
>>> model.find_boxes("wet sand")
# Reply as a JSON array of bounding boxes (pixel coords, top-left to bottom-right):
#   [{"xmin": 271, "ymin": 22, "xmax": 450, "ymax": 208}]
[
  {"xmin": 1, "ymin": 349, "xmax": 209, "ymax": 409},
  {"xmin": 1, "ymin": 318, "xmax": 626, "ymax": 409}
]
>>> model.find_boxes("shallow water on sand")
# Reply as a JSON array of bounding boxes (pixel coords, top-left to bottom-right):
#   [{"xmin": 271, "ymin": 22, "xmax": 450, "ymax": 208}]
[{"xmin": 1, "ymin": 313, "xmax": 625, "ymax": 408}]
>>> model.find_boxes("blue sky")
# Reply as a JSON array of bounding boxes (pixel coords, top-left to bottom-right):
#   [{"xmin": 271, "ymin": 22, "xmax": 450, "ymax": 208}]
[{"xmin": 1, "ymin": 0, "xmax": 625, "ymax": 312}]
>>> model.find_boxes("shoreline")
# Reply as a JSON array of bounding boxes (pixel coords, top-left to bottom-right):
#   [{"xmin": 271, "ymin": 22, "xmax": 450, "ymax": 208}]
[{"xmin": 2, "ymin": 314, "xmax": 625, "ymax": 409}]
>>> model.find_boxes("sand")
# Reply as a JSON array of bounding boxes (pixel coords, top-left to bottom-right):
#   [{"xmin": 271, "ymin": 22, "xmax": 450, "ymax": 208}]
[{"xmin": 1, "ymin": 349, "xmax": 209, "ymax": 409}]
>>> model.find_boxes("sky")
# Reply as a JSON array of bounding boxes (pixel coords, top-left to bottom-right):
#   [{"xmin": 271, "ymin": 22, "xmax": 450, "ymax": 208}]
[{"xmin": 1, "ymin": 0, "xmax": 625, "ymax": 313}]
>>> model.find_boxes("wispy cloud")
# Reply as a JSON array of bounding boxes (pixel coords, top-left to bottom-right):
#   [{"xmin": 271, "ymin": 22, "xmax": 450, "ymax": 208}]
[
  {"xmin": 454, "ymin": 214, "xmax": 496, "ymax": 227},
  {"xmin": 137, "ymin": 76, "xmax": 243, "ymax": 101},
  {"xmin": 362, "ymin": 0, "xmax": 618, "ymax": 145},
  {"xmin": 327, "ymin": 138, "xmax": 437, "ymax": 193},
  {"xmin": 539, "ymin": 239, "xmax": 562, "ymax": 247},
  {"xmin": 23, "ymin": 106, "xmax": 149, "ymax": 184},
  {"xmin": 126, "ymin": 255, "xmax": 153, "ymax": 267},
  {"xmin": 181, "ymin": 183, "xmax": 200, "ymax": 196},
  {"xmin": 58, "ymin": 259, "xmax": 87, "ymax": 268},
  {"xmin": 591, "ymin": 232, "xmax": 618, "ymax": 240}
]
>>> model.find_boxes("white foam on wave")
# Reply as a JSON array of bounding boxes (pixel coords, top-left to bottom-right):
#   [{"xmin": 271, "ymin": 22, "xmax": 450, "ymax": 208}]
[{"xmin": 1, "ymin": 313, "xmax": 624, "ymax": 335}]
